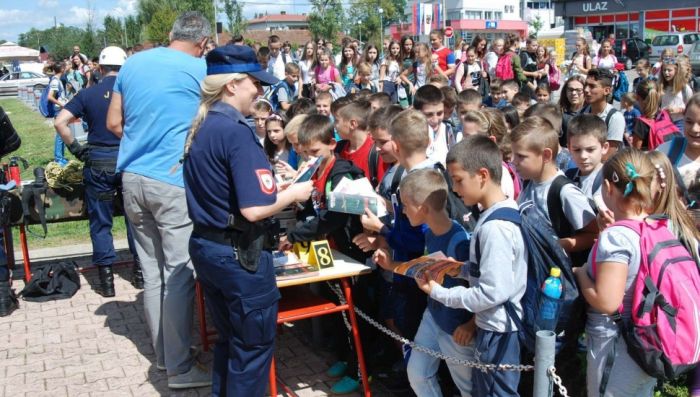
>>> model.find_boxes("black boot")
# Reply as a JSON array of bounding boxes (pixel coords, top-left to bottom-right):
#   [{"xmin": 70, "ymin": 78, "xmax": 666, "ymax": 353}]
[
  {"xmin": 131, "ymin": 257, "xmax": 144, "ymax": 289},
  {"xmin": 95, "ymin": 266, "xmax": 115, "ymax": 297},
  {"xmin": 0, "ymin": 280, "xmax": 19, "ymax": 317}
]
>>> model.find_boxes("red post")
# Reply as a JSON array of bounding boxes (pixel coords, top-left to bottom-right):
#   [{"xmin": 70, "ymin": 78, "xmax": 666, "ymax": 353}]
[
  {"xmin": 195, "ymin": 281, "xmax": 210, "ymax": 352},
  {"xmin": 340, "ymin": 278, "xmax": 371, "ymax": 396},
  {"xmin": 269, "ymin": 357, "xmax": 278, "ymax": 396},
  {"xmin": 19, "ymin": 225, "xmax": 31, "ymax": 283}
]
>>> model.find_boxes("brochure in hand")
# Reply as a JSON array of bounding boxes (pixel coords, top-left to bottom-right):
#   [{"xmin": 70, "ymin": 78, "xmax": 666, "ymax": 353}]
[
  {"xmin": 293, "ymin": 156, "xmax": 323, "ymax": 183},
  {"xmin": 393, "ymin": 252, "xmax": 464, "ymax": 284},
  {"xmin": 326, "ymin": 177, "xmax": 387, "ymax": 216}
]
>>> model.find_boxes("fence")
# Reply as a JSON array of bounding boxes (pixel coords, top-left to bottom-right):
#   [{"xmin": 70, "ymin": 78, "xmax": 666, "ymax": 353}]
[{"xmin": 17, "ymin": 85, "xmax": 88, "ymax": 142}]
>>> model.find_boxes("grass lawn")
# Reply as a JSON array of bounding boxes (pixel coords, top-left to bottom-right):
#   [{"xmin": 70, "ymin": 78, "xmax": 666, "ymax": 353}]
[{"xmin": 0, "ymin": 97, "xmax": 127, "ymax": 249}]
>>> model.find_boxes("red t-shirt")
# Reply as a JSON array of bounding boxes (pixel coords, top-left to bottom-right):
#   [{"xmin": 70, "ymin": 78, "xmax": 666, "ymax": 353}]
[
  {"xmin": 338, "ymin": 135, "xmax": 388, "ymax": 186},
  {"xmin": 432, "ymin": 47, "xmax": 454, "ymax": 74}
]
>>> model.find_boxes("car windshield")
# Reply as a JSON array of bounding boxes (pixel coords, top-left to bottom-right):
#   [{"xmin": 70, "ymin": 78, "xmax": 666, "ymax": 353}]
[{"xmin": 652, "ymin": 35, "xmax": 679, "ymax": 46}]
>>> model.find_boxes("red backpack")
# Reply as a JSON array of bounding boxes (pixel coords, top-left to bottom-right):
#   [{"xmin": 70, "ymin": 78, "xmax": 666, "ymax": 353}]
[
  {"xmin": 548, "ymin": 59, "xmax": 561, "ymax": 91},
  {"xmin": 592, "ymin": 217, "xmax": 700, "ymax": 392},
  {"xmin": 495, "ymin": 52, "xmax": 515, "ymax": 81},
  {"xmin": 640, "ymin": 109, "xmax": 681, "ymax": 150}
]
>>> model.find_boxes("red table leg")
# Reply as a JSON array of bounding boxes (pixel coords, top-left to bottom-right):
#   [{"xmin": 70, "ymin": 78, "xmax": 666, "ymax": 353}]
[
  {"xmin": 19, "ymin": 225, "xmax": 31, "ymax": 283},
  {"xmin": 340, "ymin": 277, "xmax": 371, "ymax": 397},
  {"xmin": 269, "ymin": 357, "xmax": 278, "ymax": 397}
]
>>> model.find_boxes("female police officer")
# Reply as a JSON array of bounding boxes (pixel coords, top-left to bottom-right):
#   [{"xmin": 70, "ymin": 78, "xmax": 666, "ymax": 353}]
[{"xmin": 183, "ymin": 45, "xmax": 313, "ymax": 396}]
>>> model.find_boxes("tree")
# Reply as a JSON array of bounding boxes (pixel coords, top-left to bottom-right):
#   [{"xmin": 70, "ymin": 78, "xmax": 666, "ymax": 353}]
[
  {"xmin": 347, "ymin": 0, "xmax": 399, "ymax": 45},
  {"xmin": 307, "ymin": 0, "xmax": 346, "ymax": 44},
  {"xmin": 124, "ymin": 16, "xmax": 142, "ymax": 46},
  {"xmin": 103, "ymin": 16, "xmax": 126, "ymax": 46},
  {"xmin": 145, "ymin": 7, "xmax": 179, "ymax": 43},
  {"xmin": 18, "ymin": 25, "xmax": 88, "ymax": 59},
  {"xmin": 529, "ymin": 15, "xmax": 544, "ymax": 38},
  {"xmin": 221, "ymin": 0, "xmax": 247, "ymax": 36}
]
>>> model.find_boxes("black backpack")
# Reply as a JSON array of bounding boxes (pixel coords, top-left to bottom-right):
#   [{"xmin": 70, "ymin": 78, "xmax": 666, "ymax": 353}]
[
  {"xmin": 0, "ymin": 106, "xmax": 21, "ymax": 158},
  {"xmin": 434, "ymin": 163, "xmax": 479, "ymax": 233},
  {"xmin": 20, "ymin": 262, "xmax": 81, "ymax": 302},
  {"xmin": 335, "ymin": 139, "xmax": 381, "ymax": 188}
]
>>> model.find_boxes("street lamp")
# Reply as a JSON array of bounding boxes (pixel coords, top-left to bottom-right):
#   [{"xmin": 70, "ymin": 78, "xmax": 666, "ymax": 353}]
[
  {"xmin": 378, "ymin": 8, "xmax": 384, "ymax": 56},
  {"xmin": 357, "ymin": 20, "xmax": 361, "ymax": 44}
]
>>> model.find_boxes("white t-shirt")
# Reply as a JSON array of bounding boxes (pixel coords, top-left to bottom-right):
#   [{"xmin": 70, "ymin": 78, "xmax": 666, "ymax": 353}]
[
  {"xmin": 426, "ymin": 123, "xmax": 450, "ymax": 166},
  {"xmin": 661, "ymin": 85, "xmax": 693, "ymax": 121},
  {"xmin": 299, "ymin": 59, "xmax": 314, "ymax": 84},
  {"xmin": 657, "ymin": 140, "xmax": 700, "ymax": 206},
  {"xmin": 267, "ymin": 54, "xmax": 286, "ymax": 80},
  {"xmin": 381, "ymin": 58, "xmax": 400, "ymax": 82},
  {"xmin": 587, "ymin": 104, "xmax": 625, "ymax": 143}
]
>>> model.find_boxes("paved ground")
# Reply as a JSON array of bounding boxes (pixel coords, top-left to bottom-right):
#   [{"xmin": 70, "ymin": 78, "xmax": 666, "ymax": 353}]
[{"xmin": 0, "ymin": 241, "xmax": 397, "ymax": 397}]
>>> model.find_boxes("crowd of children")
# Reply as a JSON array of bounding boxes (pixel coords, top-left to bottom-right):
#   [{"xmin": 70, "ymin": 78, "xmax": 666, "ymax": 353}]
[{"xmin": 250, "ymin": 30, "xmax": 700, "ymax": 396}]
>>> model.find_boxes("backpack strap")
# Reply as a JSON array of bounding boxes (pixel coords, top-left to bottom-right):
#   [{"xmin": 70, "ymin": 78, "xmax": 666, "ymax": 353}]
[
  {"xmin": 667, "ymin": 136, "xmax": 687, "ymax": 167},
  {"xmin": 390, "ymin": 165, "xmax": 405, "ymax": 194},
  {"xmin": 605, "ymin": 107, "xmax": 618, "ymax": 127},
  {"xmin": 547, "ymin": 175, "xmax": 574, "ymax": 238},
  {"xmin": 333, "ymin": 139, "xmax": 349, "ymax": 155},
  {"xmin": 367, "ymin": 146, "xmax": 380, "ymax": 187}
]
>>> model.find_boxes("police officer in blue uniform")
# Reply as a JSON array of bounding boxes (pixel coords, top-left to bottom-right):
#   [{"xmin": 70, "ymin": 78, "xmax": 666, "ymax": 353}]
[
  {"xmin": 183, "ymin": 45, "xmax": 313, "ymax": 397},
  {"xmin": 55, "ymin": 46, "xmax": 142, "ymax": 297}
]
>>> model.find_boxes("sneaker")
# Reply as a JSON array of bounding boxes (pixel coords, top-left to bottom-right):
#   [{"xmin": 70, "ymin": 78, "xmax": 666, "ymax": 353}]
[
  {"xmin": 326, "ymin": 361, "xmax": 348, "ymax": 378},
  {"xmin": 168, "ymin": 363, "xmax": 212, "ymax": 389},
  {"xmin": 330, "ymin": 376, "xmax": 360, "ymax": 395}
]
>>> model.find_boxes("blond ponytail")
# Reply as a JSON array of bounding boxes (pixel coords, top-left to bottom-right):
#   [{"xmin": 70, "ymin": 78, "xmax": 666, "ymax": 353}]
[{"xmin": 184, "ymin": 73, "xmax": 247, "ymax": 157}]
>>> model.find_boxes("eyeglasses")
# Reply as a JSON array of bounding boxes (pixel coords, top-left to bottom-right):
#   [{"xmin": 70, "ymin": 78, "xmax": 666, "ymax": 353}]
[
  {"xmin": 662, "ymin": 57, "xmax": 676, "ymax": 65},
  {"xmin": 566, "ymin": 88, "xmax": 583, "ymax": 94}
]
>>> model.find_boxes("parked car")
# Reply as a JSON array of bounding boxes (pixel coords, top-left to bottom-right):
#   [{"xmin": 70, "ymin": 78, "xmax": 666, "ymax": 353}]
[
  {"xmin": 0, "ymin": 71, "xmax": 49, "ymax": 97},
  {"xmin": 690, "ymin": 41, "xmax": 700, "ymax": 76},
  {"xmin": 614, "ymin": 38, "xmax": 651, "ymax": 70},
  {"xmin": 651, "ymin": 32, "xmax": 700, "ymax": 60}
]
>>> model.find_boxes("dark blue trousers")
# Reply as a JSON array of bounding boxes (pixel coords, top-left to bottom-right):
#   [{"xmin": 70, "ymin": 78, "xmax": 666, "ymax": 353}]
[
  {"xmin": 83, "ymin": 149, "xmax": 137, "ymax": 266},
  {"xmin": 189, "ymin": 235, "xmax": 280, "ymax": 397},
  {"xmin": 473, "ymin": 329, "xmax": 521, "ymax": 397}
]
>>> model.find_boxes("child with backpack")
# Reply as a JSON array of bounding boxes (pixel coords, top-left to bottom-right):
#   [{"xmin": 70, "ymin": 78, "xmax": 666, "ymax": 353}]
[
  {"xmin": 495, "ymin": 33, "xmax": 526, "ymax": 86},
  {"xmin": 631, "ymin": 79, "xmax": 680, "ymax": 151},
  {"xmin": 314, "ymin": 51, "xmax": 342, "ymax": 96},
  {"xmin": 264, "ymin": 63, "xmax": 299, "ymax": 112},
  {"xmin": 400, "ymin": 43, "xmax": 432, "ymax": 96},
  {"xmin": 45, "ymin": 63, "xmax": 68, "ymax": 165},
  {"xmin": 512, "ymin": 116, "xmax": 598, "ymax": 260},
  {"xmin": 263, "ymin": 113, "xmax": 293, "ymax": 181},
  {"xmin": 572, "ymin": 148, "xmax": 700, "ymax": 396},
  {"xmin": 413, "ymin": 85, "xmax": 456, "ymax": 166},
  {"xmin": 417, "ymin": 134, "xmax": 527, "ymax": 396},
  {"xmin": 660, "ymin": 56, "xmax": 693, "ymax": 133},
  {"xmin": 334, "ymin": 99, "xmax": 388, "ymax": 188},
  {"xmin": 374, "ymin": 169, "xmax": 474, "ymax": 396},
  {"xmin": 566, "ymin": 115, "xmax": 609, "ymax": 207},
  {"xmin": 454, "ymin": 46, "xmax": 482, "ymax": 93},
  {"xmin": 250, "ymin": 99, "xmax": 272, "ymax": 146}
]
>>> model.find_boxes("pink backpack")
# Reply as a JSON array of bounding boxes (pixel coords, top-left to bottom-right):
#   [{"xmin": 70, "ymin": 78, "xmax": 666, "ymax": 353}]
[
  {"xmin": 593, "ymin": 217, "xmax": 700, "ymax": 383},
  {"xmin": 503, "ymin": 161, "xmax": 522, "ymax": 201},
  {"xmin": 640, "ymin": 109, "xmax": 681, "ymax": 150},
  {"xmin": 495, "ymin": 52, "xmax": 515, "ymax": 81},
  {"xmin": 548, "ymin": 59, "xmax": 561, "ymax": 91}
]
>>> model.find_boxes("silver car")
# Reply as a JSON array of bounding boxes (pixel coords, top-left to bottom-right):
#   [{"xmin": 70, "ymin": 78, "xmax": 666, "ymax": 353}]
[
  {"xmin": 690, "ymin": 41, "xmax": 700, "ymax": 76},
  {"xmin": 651, "ymin": 32, "xmax": 700, "ymax": 60},
  {"xmin": 0, "ymin": 71, "xmax": 49, "ymax": 97}
]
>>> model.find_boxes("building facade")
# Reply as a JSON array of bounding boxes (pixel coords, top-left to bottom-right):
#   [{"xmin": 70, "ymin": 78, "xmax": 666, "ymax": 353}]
[
  {"xmin": 390, "ymin": 0, "xmax": 528, "ymax": 44},
  {"xmin": 246, "ymin": 13, "xmax": 308, "ymax": 31},
  {"xmin": 554, "ymin": 0, "xmax": 700, "ymax": 41}
]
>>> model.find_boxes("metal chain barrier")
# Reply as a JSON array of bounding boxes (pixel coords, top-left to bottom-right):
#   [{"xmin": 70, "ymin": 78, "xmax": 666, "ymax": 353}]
[
  {"xmin": 325, "ymin": 281, "xmax": 534, "ymax": 374},
  {"xmin": 548, "ymin": 367, "xmax": 570, "ymax": 397}
]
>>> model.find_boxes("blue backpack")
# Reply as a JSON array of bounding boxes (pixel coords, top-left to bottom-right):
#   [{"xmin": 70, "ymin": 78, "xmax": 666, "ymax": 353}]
[
  {"xmin": 39, "ymin": 77, "xmax": 62, "ymax": 118},
  {"xmin": 475, "ymin": 205, "xmax": 583, "ymax": 353},
  {"xmin": 613, "ymin": 71, "xmax": 629, "ymax": 102},
  {"xmin": 263, "ymin": 80, "xmax": 293, "ymax": 113}
]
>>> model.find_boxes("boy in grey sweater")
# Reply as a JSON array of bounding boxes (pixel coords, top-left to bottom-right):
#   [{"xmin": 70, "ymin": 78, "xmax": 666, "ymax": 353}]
[{"xmin": 417, "ymin": 135, "xmax": 527, "ymax": 396}]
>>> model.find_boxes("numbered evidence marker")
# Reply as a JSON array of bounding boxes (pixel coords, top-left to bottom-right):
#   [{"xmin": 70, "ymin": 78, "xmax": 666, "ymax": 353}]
[{"xmin": 293, "ymin": 240, "xmax": 335, "ymax": 269}]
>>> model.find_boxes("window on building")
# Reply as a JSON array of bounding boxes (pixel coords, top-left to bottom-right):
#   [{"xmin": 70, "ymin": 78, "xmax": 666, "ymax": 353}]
[
  {"xmin": 448, "ymin": 11, "xmax": 461, "ymax": 20},
  {"xmin": 465, "ymin": 11, "xmax": 482, "ymax": 19},
  {"xmin": 484, "ymin": 11, "xmax": 493, "ymax": 19},
  {"xmin": 495, "ymin": 11, "xmax": 503, "ymax": 19}
]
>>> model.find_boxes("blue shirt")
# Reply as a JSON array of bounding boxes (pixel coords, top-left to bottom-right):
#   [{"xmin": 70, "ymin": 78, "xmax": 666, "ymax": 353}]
[
  {"xmin": 426, "ymin": 220, "xmax": 473, "ymax": 334},
  {"xmin": 113, "ymin": 47, "xmax": 206, "ymax": 187},
  {"xmin": 624, "ymin": 107, "xmax": 641, "ymax": 134},
  {"xmin": 184, "ymin": 101, "xmax": 277, "ymax": 229},
  {"xmin": 64, "ymin": 75, "xmax": 120, "ymax": 147}
]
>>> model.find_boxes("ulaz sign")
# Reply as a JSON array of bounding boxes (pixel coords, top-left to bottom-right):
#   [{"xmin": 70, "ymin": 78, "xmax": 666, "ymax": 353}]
[{"xmin": 582, "ymin": 1, "xmax": 609, "ymax": 12}]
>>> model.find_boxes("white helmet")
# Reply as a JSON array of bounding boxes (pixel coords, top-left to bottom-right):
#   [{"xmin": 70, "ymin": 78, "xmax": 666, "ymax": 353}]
[{"xmin": 99, "ymin": 46, "xmax": 127, "ymax": 66}]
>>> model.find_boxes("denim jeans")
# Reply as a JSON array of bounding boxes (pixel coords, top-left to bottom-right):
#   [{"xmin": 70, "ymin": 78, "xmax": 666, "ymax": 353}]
[
  {"xmin": 53, "ymin": 133, "xmax": 66, "ymax": 164},
  {"xmin": 407, "ymin": 309, "xmax": 474, "ymax": 397}
]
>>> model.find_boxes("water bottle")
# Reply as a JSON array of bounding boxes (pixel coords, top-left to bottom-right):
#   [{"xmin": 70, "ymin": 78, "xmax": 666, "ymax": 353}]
[
  {"xmin": 536, "ymin": 267, "xmax": 563, "ymax": 331},
  {"xmin": 8, "ymin": 157, "xmax": 20, "ymax": 186}
]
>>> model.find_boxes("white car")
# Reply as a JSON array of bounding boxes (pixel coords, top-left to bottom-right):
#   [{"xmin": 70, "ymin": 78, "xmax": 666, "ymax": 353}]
[
  {"xmin": 651, "ymin": 32, "xmax": 700, "ymax": 60},
  {"xmin": 0, "ymin": 71, "xmax": 49, "ymax": 97}
]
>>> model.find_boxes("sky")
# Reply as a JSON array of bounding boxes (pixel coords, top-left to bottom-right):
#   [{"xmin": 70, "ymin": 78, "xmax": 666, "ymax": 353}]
[{"xmin": 0, "ymin": 0, "xmax": 312, "ymax": 43}]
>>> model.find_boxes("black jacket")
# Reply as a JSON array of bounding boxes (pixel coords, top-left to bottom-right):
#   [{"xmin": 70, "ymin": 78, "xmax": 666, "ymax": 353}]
[{"xmin": 287, "ymin": 157, "xmax": 369, "ymax": 262}]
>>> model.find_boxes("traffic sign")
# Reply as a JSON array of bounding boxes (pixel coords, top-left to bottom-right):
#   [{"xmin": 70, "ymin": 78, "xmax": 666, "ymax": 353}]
[{"xmin": 444, "ymin": 26, "xmax": 454, "ymax": 38}]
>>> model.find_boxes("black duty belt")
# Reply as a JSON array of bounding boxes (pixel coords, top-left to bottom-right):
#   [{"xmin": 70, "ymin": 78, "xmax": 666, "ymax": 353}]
[{"xmin": 192, "ymin": 224, "xmax": 241, "ymax": 245}]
